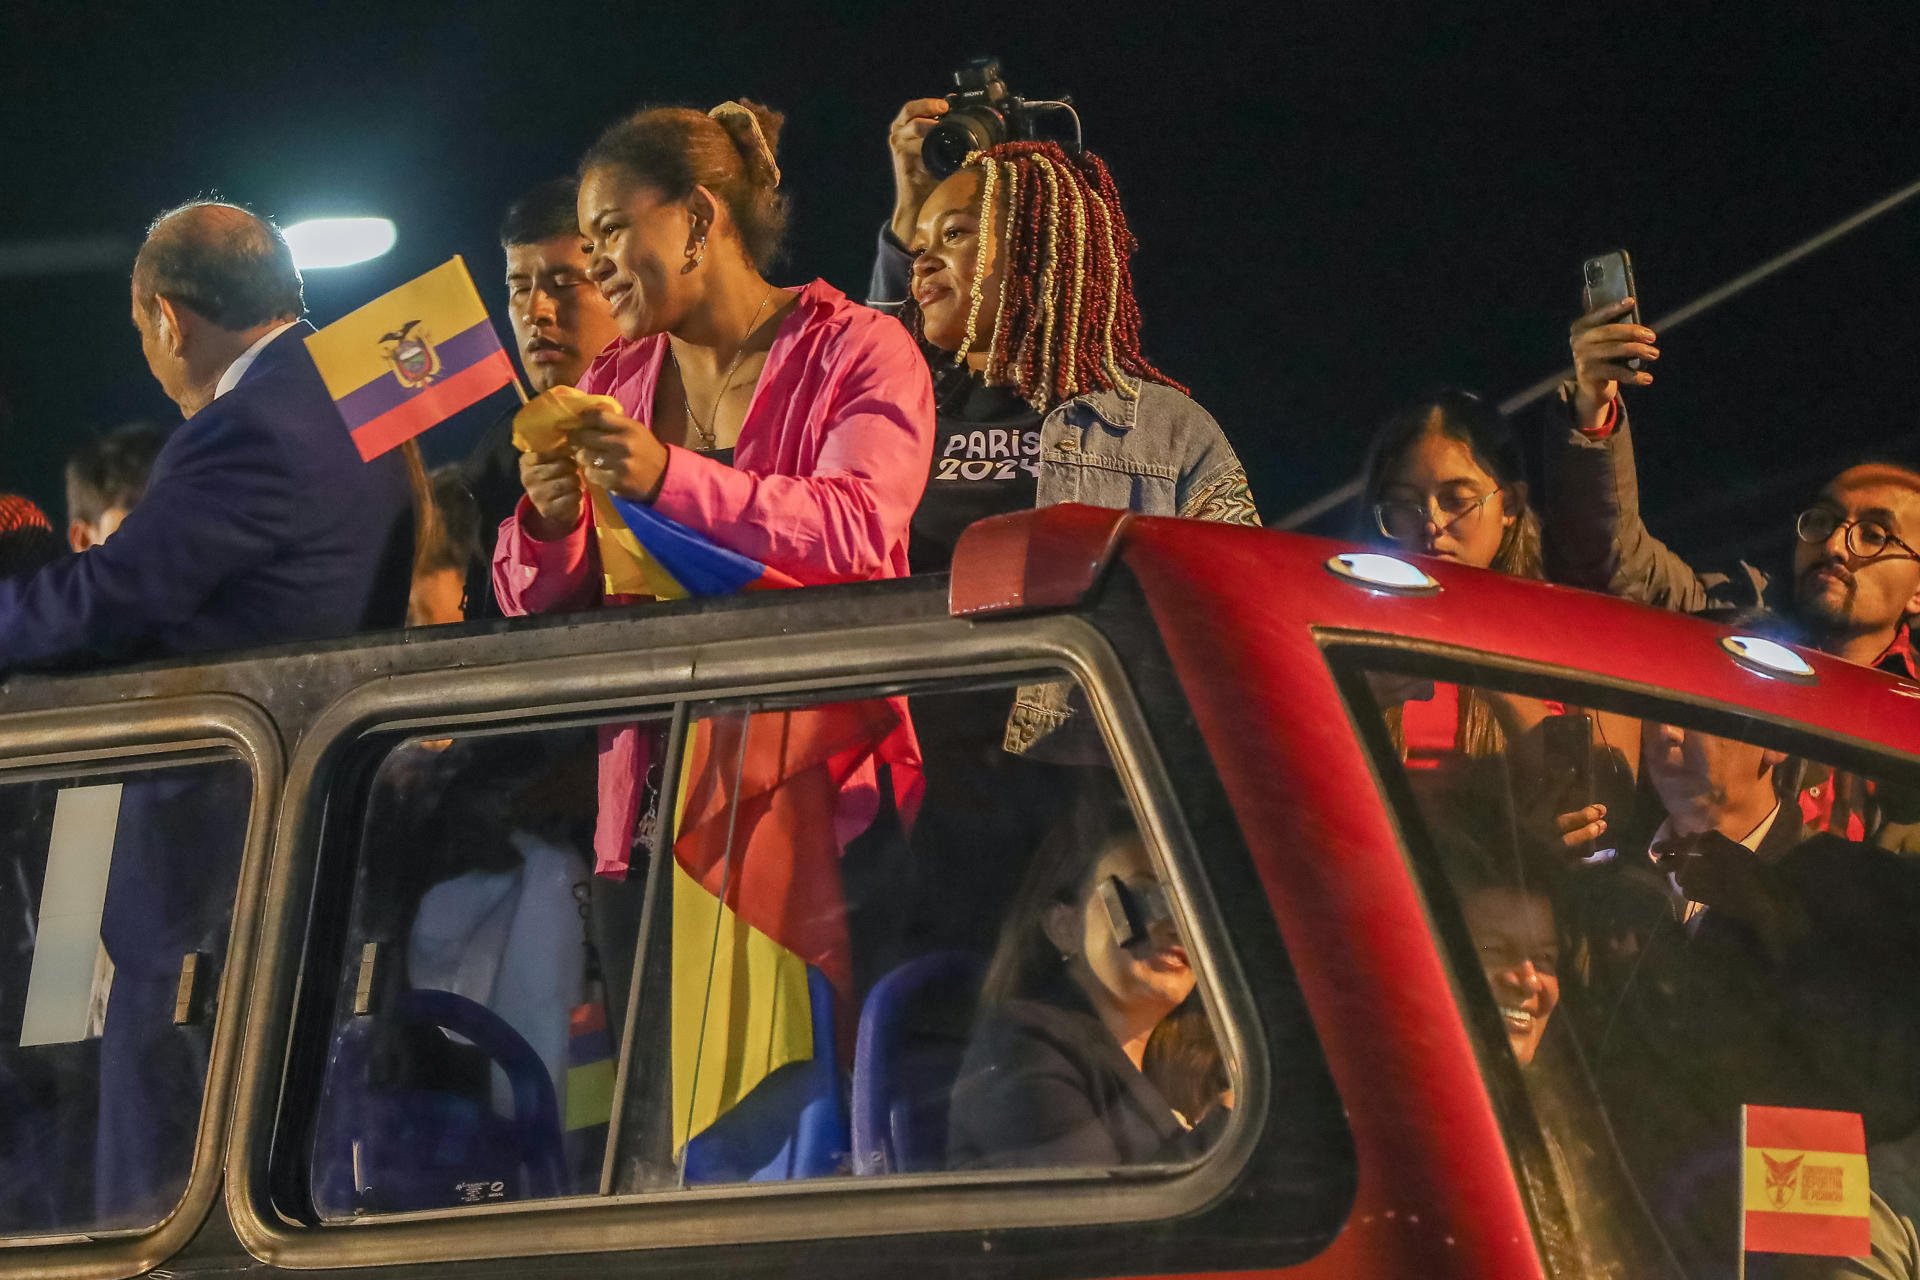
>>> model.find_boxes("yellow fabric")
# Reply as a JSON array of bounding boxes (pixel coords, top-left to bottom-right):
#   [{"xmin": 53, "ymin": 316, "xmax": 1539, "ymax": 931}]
[
  {"xmin": 511, "ymin": 384, "xmax": 623, "ymax": 453},
  {"xmin": 587, "ymin": 487, "xmax": 686, "ymax": 599},
  {"xmin": 304, "ymin": 257, "xmax": 492, "ymax": 398},
  {"xmin": 669, "ymin": 858, "xmax": 814, "ymax": 1154},
  {"xmin": 1744, "ymin": 1149, "xmax": 1872, "ymax": 1217},
  {"xmin": 508, "ymin": 386, "xmax": 684, "ymax": 597}
]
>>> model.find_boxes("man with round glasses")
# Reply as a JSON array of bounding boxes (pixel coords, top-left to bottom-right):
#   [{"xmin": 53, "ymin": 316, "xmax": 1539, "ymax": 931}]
[
  {"xmin": 1550, "ymin": 312, "xmax": 1920, "ymax": 856},
  {"xmin": 1550, "ymin": 302, "xmax": 1920, "ymax": 684}
]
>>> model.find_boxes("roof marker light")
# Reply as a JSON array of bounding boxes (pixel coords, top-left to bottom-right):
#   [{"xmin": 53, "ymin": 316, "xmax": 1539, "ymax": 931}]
[
  {"xmin": 1325, "ymin": 552, "xmax": 1440, "ymax": 596},
  {"xmin": 283, "ymin": 217, "xmax": 396, "ymax": 270},
  {"xmin": 1720, "ymin": 634, "xmax": 1817, "ymax": 685}
]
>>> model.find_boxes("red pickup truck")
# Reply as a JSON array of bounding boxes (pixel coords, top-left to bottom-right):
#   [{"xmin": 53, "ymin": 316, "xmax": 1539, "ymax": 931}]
[{"xmin": 2, "ymin": 505, "xmax": 1917, "ymax": 1279}]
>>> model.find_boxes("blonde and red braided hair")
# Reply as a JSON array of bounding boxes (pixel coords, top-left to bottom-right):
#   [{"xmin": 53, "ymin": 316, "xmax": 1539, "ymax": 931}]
[{"xmin": 925, "ymin": 141, "xmax": 1186, "ymax": 411}]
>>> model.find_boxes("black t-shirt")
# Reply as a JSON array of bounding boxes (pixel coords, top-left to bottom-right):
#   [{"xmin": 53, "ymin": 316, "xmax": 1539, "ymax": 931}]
[{"xmin": 908, "ymin": 374, "xmax": 1043, "ymax": 574}]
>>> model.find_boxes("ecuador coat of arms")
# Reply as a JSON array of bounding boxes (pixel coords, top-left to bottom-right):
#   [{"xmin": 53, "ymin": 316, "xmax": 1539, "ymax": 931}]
[{"xmin": 380, "ymin": 319, "xmax": 439, "ymax": 389}]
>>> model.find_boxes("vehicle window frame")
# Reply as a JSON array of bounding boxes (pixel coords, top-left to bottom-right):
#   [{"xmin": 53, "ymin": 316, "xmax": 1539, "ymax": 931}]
[
  {"xmin": 1321, "ymin": 629, "xmax": 1920, "ymax": 1277},
  {"xmin": 0, "ymin": 693, "xmax": 282, "ymax": 1279},
  {"xmin": 228, "ymin": 613, "xmax": 1275, "ymax": 1271}
]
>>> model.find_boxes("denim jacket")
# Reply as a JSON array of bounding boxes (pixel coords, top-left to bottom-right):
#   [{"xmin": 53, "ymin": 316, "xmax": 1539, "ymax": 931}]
[{"xmin": 871, "ymin": 227, "xmax": 1261, "ymax": 750}]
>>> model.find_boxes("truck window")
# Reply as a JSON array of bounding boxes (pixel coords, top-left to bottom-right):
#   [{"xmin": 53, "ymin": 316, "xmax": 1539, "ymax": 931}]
[
  {"xmin": 0, "ymin": 756, "xmax": 252, "ymax": 1239},
  {"xmin": 1347, "ymin": 664, "xmax": 1920, "ymax": 1276},
  {"xmin": 301, "ymin": 673, "xmax": 1240, "ymax": 1223}
]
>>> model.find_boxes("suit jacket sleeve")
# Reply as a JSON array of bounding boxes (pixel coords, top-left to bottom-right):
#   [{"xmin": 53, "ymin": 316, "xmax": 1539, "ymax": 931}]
[{"xmin": 0, "ymin": 401, "xmax": 292, "ymax": 668}]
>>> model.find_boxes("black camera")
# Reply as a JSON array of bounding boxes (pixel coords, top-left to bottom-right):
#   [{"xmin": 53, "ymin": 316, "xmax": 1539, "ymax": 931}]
[{"xmin": 920, "ymin": 57, "xmax": 1082, "ymax": 180}]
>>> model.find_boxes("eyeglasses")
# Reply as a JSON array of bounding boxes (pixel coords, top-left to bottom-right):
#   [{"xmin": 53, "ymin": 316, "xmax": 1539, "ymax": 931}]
[
  {"xmin": 1795, "ymin": 507, "xmax": 1920, "ymax": 562},
  {"xmin": 1373, "ymin": 488, "xmax": 1502, "ymax": 543}
]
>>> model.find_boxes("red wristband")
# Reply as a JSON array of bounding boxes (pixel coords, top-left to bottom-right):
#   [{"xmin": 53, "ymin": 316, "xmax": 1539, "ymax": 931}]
[{"xmin": 1579, "ymin": 399, "xmax": 1620, "ymax": 440}]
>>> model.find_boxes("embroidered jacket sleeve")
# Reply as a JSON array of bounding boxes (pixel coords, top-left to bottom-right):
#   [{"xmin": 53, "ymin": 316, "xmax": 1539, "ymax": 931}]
[{"xmin": 1168, "ymin": 392, "xmax": 1260, "ymax": 526}]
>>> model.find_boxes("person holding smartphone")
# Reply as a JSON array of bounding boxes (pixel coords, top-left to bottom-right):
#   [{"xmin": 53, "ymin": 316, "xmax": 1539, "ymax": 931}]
[{"xmin": 1546, "ymin": 267, "xmax": 1920, "ymax": 854}]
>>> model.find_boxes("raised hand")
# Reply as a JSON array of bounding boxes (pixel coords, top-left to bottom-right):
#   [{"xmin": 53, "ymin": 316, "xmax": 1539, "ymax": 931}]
[
  {"xmin": 570, "ymin": 406, "xmax": 670, "ymax": 505},
  {"xmin": 519, "ymin": 446, "xmax": 584, "ymax": 540},
  {"xmin": 888, "ymin": 97, "xmax": 950, "ymax": 246},
  {"xmin": 1568, "ymin": 298, "xmax": 1660, "ymax": 433}
]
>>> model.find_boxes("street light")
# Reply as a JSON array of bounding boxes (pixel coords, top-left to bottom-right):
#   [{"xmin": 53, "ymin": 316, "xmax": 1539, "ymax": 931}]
[{"xmin": 284, "ymin": 217, "xmax": 396, "ymax": 270}]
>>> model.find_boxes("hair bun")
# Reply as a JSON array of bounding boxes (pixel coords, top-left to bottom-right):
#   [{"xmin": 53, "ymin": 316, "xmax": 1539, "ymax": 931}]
[{"xmin": 708, "ymin": 99, "xmax": 785, "ymax": 190}]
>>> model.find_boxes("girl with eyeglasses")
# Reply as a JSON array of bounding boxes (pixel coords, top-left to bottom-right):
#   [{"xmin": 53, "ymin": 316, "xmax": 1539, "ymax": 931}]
[{"xmin": 1359, "ymin": 393, "xmax": 1632, "ymax": 854}]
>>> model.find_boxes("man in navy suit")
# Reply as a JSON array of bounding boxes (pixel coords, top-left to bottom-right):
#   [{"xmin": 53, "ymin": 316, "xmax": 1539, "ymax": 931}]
[
  {"xmin": 0, "ymin": 201, "xmax": 413, "ymax": 667},
  {"xmin": 0, "ymin": 202, "xmax": 412, "ymax": 1229}
]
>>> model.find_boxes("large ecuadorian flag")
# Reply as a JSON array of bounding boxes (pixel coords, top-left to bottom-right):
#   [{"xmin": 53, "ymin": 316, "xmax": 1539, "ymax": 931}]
[
  {"xmin": 307, "ymin": 257, "xmax": 517, "ymax": 460},
  {"xmin": 1743, "ymin": 1104, "xmax": 1872, "ymax": 1259},
  {"xmin": 670, "ymin": 700, "xmax": 905, "ymax": 1169}
]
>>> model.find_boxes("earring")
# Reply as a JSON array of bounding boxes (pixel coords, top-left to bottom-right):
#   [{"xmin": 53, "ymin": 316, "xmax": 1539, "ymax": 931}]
[{"xmin": 683, "ymin": 231, "xmax": 707, "ymax": 274}]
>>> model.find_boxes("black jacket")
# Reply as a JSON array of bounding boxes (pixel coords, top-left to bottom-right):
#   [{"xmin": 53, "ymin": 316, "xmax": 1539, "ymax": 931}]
[{"xmin": 947, "ymin": 986, "xmax": 1205, "ymax": 1170}]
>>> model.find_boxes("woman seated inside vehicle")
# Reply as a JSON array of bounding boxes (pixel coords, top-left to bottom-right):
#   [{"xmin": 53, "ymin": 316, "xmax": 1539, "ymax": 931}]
[{"xmin": 947, "ymin": 786, "xmax": 1227, "ymax": 1169}]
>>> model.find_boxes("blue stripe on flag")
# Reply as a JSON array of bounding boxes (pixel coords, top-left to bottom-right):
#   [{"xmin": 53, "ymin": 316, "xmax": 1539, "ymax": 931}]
[{"xmin": 606, "ymin": 494, "xmax": 770, "ymax": 595}]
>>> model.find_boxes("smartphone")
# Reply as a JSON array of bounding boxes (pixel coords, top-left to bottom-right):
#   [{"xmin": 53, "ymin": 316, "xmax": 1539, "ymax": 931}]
[
  {"xmin": 1581, "ymin": 250, "xmax": 1642, "ymax": 370},
  {"xmin": 1540, "ymin": 712, "xmax": 1596, "ymax": 857}
]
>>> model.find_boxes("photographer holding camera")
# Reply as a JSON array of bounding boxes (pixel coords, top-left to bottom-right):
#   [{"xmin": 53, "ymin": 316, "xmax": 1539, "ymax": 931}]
[{"xmin": 868, "ymin": 72, "xmax": 1260, "ymax": 581}]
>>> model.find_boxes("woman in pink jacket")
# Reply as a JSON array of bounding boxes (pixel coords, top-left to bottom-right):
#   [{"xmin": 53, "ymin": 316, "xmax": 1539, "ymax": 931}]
[
  {"xmin": 494, "ymin": 100, "xmax": 934, "ymax": 878},
  {"xmin": 498, "ymin": 98, "xmax": 933, "ymax": 601}
]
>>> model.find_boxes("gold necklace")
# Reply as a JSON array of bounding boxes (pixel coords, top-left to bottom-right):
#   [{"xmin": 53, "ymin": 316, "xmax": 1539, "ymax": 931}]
[{"xmin": 671, "ymin": 284, "xmax": 778, "ymax": 451}]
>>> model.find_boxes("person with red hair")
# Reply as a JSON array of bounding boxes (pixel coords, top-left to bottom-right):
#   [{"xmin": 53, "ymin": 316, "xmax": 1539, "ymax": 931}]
[{"xmin": 871, "ymin": 99, "xmax": 1260, "ymax": 584}]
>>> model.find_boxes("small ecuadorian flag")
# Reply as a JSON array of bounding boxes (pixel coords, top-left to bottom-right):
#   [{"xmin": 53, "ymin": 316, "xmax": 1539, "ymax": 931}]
[
  {"xmin": 307, "ymin": 257, "xmax": 518, "ymax": 460},
  {"xmin": 1742, "ymin": 1104, "xmax": 1872, "ymax": 1260},
  {"xmin": 513, "ymin": 385, "xmax": 799, "ymax": 598}
]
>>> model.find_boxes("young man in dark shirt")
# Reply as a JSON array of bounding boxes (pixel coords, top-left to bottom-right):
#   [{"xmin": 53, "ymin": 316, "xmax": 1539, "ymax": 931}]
[{"xmin": 460, "ymin": 178, "xmax": 622, "ymax": 616}]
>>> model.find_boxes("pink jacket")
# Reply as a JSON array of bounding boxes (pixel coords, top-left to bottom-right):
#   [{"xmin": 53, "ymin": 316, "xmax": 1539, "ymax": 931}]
[
  {"xmin": 492, "ymin": 279, "xmax": 934, "ymax": 875},
  {"xmin": 494, "ymin": 278, "xmax": 933, "ymax": 612}
]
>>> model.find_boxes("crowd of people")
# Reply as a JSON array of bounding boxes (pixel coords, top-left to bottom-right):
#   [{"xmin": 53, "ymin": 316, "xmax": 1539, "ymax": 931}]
[{"xmin": 0, "ymin": 84, "xmax": 1918, "ymax": 1270}]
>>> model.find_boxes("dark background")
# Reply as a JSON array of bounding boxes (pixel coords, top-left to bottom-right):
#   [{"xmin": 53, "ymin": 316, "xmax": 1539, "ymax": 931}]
[{"xmin": 2, "ymin": 1, "xmax": 1916, "ymax": 572}]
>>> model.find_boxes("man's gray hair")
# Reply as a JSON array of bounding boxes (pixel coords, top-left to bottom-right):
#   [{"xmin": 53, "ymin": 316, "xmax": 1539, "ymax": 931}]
[{"xmin": 133, "ymin": 200, "xmax": 304, "ymax": 330}]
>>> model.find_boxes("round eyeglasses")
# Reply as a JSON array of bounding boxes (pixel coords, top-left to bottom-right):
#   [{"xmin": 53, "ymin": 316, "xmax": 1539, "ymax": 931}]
[
  {"xmin": 1795, "ymin": 507, "xmax": 1920, "ymax": 562},
  {"xmin": 1373, "ymin": 488, "xmax": 1502, "ymax": 543}
]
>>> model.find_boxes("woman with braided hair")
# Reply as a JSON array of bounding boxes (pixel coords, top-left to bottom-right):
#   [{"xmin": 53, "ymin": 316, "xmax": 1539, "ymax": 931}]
[{"xmin": 872, "ymin": 100, "xmax": 1260, "ymax": 579}]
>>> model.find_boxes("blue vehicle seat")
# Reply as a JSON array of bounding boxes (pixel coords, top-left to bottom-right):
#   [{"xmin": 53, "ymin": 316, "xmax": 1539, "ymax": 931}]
[
  {"xmin": 311, "ymin": 987, "xmax": 566, "ymax": 1215},
  {"xmin": 851, "ymin": 951, "xmax": 986, "ymax": 1175},
  {"xmin": 680, "ymin": 964, "xmax": 848, "ymax": 1184}
]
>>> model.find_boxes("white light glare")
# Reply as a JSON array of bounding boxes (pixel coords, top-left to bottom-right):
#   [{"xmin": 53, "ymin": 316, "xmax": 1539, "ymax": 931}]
[
  {"xmin": 1721, "ymin": 634, "xmax": 1817, "ymax": 684},
  {"xmin": 283, "ymin": 217, "xmax": 396, "ymax": 270},
  {"xmin": 1325, "ymin": 552, "xmax": 1440, "ymax": 595}
]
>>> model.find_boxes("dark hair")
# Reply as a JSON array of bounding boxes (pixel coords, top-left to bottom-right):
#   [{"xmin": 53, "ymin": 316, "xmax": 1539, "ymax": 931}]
[
  {"xmin": 133, "ymin": 200, "xmax": 304, "ymax": 330},
  {"xmin": 500, "ymin": 177, "xmax": 583, "ymax": 248},
  {"xmin": 65, "ymin": 424, "xmax": 167, "ymax": 526},
  {"xmin": 979, "ymin": 774, "xmax": 1138, "ymax": 1010},
  {"xmin": 417, "ymin": 465, "xmax": 481, "ymax": 576},
  {"xmin": 1365, "ymin": 392, "xmax": 1543, "ymax": 761},
  {"xmin": 1361, "ymin": 389, "xmax": 1543, "ymax": 581},
  {"xmin": 580, "ymin": 101, "xmax": 789, "ymax": 270}
]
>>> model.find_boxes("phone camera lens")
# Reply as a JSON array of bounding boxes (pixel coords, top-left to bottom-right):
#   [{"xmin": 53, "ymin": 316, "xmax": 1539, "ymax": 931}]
[{"xmin": 1585, "ymin": 264, "xmax": 1602, "ymax": 284}]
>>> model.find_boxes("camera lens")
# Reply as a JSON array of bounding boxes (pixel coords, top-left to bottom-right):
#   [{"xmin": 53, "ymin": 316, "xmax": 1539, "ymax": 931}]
[
  {"xmin": 922, "ymin": 107, "xmax": 1007, "ymax": 180},
  {"xmin": 1585, "ymin": 263, "xmax": 1602, "ymax": 284}
]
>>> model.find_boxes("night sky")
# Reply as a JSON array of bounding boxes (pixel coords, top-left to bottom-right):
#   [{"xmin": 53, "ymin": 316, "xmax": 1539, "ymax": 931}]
[{"xmin": 2, "ymin": 2, "xmax": 1916, "ymax": 576}]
